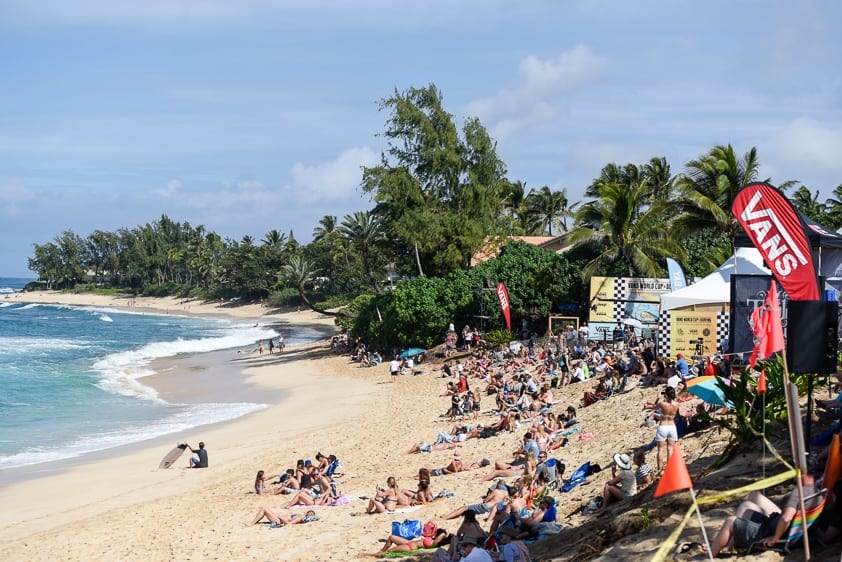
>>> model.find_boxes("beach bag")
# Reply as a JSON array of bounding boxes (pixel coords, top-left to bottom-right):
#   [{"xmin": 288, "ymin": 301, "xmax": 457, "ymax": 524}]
[
  {"xmin": 391, "ymin": 519, "xmax": 422, "ymax": 540},
  {"xmin": 422, "ymin": 520, "xmax": 439, "ymax": 538}
]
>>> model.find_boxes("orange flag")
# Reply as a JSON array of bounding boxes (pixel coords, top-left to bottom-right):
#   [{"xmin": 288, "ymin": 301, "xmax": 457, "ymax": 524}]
[
  {"xmin": 654, "ymin": 442, "xmax": 693, "ymax": 498},
  {"xmin": 757, "ymin": 369, "xmax": 767, "ymax": 394},
  {"xmin": 749, "ymin": 279, "xmax": 785, "ymax": 369}
]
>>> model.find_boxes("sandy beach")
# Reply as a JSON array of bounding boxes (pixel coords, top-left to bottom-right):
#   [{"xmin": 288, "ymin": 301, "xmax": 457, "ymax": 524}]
[{"xmin": 0, "ymin": 291, "xmax": 831, "ymax": 561}]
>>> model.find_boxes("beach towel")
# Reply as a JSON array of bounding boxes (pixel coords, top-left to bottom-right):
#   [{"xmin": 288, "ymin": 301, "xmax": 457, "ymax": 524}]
[
  {"xmin": 561, "ymin": 461, "xmax": 590, "ymax": 493},
  {"xmin": 380, "ymin": 547, "xmax": 438, "ymax": 558}
]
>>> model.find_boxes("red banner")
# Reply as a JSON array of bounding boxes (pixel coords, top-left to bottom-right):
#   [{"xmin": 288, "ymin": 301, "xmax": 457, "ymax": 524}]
[
  {"xmin": 496, "ymin": 282, "xmax": 511, "ymax": 331},
  {"xmin": 732, "ymin": 182, "xmax": 819, "ymax": 301}
]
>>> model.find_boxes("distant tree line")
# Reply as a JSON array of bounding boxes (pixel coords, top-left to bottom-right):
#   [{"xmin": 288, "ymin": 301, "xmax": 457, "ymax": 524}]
[{"xmin": 27, "ymin": 84, "xmax": 842, "ymax": 348}]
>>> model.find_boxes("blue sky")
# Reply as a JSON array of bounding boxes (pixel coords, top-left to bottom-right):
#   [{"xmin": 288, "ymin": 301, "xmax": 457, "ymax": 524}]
[{"xmin": 2, "ymin": 0, "xmax": 841, "ymax": 276}]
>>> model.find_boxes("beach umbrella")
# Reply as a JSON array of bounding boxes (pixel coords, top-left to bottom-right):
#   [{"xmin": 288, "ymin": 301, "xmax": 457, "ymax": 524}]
[
  {"xmin": 398, "ymin": 347, "xmax": 425, "ymax": 359},
  {"xmin": 622, "ymin": 317, "xmax": 643, "ymax": 329},
  {"xmin": 685, "ymin": 376, "xmax": 732, "ymax": 407}
]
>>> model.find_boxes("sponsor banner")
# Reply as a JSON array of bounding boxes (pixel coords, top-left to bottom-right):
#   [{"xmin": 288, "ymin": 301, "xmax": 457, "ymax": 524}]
[
  {"xmin": 589, "ymin": 277, "xmax": 615, "ymax": 323},
  {"xmin": 669, "ymin": 310, "xmax": 718, "ymax": 358},
  {"xmin": 496, "ymin": 282, "xmax": 511, "ymax": 331},
  {"xmin": 666, "ymin": 258, "xmax": 687, "ymax": 291},
  {"xmin": 732, "ymin": 182, "xmax": 819, "ymax": 300},
  {"xmin": 589, "ymin": 276, "xmax": 669, "ymax": 324}
]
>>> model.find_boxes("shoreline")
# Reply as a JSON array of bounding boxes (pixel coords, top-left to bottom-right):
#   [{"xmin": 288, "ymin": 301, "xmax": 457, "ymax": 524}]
[
  {"xmin": 0, "ymin": 292, "xmax": 326, "ymax": 486},
  {"xmin": 0, "ymin": 290, "xmax": 784, "ymax": 561}
]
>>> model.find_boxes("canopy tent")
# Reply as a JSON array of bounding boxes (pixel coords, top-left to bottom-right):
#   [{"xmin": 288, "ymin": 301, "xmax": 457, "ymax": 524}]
[{"xmin": 660, "ymin": 247, "xmax": 771, "ymax": 311}]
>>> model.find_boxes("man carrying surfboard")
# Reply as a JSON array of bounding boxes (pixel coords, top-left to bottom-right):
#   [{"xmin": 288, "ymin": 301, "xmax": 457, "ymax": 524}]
[{"xmin": 188, "ymin": 442, "xmax": 209, "ymax": 468}]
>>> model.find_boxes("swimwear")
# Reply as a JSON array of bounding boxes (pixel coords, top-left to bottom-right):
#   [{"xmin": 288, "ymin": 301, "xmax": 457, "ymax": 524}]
[{"xmin": 654, "ymin": 424, "xmax": 678, "ymax": 442}]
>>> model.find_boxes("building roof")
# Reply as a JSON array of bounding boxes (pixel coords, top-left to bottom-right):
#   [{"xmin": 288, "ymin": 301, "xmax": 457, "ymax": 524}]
[{"xmin": 470, "ymin": 234, "xmax": 569, "ymax": 267}]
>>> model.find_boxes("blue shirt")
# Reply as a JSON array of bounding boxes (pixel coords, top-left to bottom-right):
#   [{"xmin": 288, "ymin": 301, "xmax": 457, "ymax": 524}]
[
  {"xmin": 675, "ymin": 357, "xmax": 689, "ymax": 376},
  {"xmin": 523, "ymin": 439, "xmax": 540, "ymax": 460}
]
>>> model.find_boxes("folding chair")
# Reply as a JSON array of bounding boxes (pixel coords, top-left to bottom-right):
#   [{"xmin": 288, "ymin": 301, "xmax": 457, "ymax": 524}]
[{"xmin": 747, "ymin": 488, "xmax": 828, "ymax": 554}]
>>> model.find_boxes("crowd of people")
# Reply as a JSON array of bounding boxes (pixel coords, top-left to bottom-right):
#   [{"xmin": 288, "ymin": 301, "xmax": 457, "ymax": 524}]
[{"xmin": 241, "ymin": 322, "xmax": 841, "ymax": 560}]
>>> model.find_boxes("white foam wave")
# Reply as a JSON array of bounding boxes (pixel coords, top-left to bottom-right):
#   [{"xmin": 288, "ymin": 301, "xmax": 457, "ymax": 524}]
[
  {"xmin": 0, "ymin": 288, "xmax": 16, "ymax": 294},
  {"xmin": 0, "ymin": 302, "xmax": 14, "ymax": 308},
  {"xmin": 0, "ymin": 401, "xmax": 267, "ymax": 470},
  {"xmin": 91, "ymin": 325, "xmax": 278, "ymax": 400},
  {"xmin": 0, "ymin": 337, "xmax": 91, "ymax": 352},
  {"xmin": 15, "ymin": 303, "xmax": 41, "ymax": 310},
  {"xmin": 99, "ymin": 314, "xmax": 113, "ymax": 322}
]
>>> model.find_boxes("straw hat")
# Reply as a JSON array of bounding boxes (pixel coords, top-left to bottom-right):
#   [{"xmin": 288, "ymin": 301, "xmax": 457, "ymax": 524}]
[{"xmin": 614, "ymin": 453, "xmax": 632, "ymax": 470}]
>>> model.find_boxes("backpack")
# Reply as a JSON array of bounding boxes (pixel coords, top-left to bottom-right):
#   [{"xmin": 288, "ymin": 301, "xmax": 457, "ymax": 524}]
[{"xmin": 422, "ymin": 520, "xmax": 439, "ymax": 538}]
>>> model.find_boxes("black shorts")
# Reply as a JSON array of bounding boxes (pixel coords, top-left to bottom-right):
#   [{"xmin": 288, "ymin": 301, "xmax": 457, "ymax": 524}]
[{"xmin": 732, "ymin": 512, "xmax": 779, "ymax": 549}]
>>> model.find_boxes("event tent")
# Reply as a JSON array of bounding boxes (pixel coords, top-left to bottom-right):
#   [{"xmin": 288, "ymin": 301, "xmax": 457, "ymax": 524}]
[{"xmin": 660, "ymin": 247, "xmax": 771, "ymax": 311}]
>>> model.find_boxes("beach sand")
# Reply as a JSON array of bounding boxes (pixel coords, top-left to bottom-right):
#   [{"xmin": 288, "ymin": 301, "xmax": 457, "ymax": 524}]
[{"xmin": 0, "ymin": 291, "xmax": 829, "ymax": 561}]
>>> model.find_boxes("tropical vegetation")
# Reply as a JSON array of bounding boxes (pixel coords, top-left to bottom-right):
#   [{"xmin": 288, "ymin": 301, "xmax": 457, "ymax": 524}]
[{"xmin": 26, "ymin": 83, "xmax": 840, "ymax": 351}]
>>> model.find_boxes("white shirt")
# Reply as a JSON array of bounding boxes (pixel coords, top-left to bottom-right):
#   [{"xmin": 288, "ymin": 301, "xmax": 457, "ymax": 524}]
[
  {"xmin": 462, "ymin": 547, "xmax": 494, "ymax": 562},
  {"xmin": 390, "ymin": 360, "xmax": 400, "ymax": 373}
]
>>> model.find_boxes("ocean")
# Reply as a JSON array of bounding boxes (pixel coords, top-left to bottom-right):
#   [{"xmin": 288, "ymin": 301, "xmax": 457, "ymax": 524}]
[{"xmin": 0, "ymin": 277, "xmax": 325, "ymax": 472}]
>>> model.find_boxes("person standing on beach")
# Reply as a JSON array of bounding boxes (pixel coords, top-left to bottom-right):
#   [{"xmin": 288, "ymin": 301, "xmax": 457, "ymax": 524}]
[
  {"xmin": 390, "ymin": 357, "xmax": 400, "ymax": 382},
  {"xmin": 188, "ymin": 441, "xmax": 208, "ymax": 468}
]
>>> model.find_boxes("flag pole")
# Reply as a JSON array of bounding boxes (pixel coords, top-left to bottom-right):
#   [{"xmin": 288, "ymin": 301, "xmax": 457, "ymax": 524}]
[
  {"xmin": 688, "ymin": 487, "xmax": 714, "ymax": 562},
  {"xmin": 782, "ymin": 352, "xmax": 811, "ymax": 561}
]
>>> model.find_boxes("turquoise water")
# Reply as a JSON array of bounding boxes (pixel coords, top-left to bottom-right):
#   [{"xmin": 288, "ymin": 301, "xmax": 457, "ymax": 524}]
[{"xmin": 0, "ymin": 279, "xmax": 324, "ymax": 470}]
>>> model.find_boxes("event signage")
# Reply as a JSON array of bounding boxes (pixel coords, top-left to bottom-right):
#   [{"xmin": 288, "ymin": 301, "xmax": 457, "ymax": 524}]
[
  {"xmin": 588, "ymin": 276, "xmax": 669, "ymax": 324},
  {"xmin": 668, "ymin": 311, "xmax": 718, "ymax": 358},
  {"xmin": 496, "ymin": 282, "xmax": 511, "ymax": 331},
  {"xmin": 732, "ymin": 182, "xmax": 819, "ymax": 300},
  {"xmin": 729, "ymin": 274, "xmax": 788, "ymax": 358}
]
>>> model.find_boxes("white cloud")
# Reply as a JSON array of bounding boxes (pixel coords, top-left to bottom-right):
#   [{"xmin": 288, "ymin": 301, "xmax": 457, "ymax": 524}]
[
  {"xmin": 289, "ymin": 147, "xmax": 378, "ymax": 202},
  {"xmin": 0, "ymin": 182, "xmax": 36, "ymax": 215},
  {"xmin": 154, "ymin": 179, "xmax": 182, "ymax": 199},
  {"xmin": 466, "ymin": 46, "xmax": 606, "ymax": 138}
]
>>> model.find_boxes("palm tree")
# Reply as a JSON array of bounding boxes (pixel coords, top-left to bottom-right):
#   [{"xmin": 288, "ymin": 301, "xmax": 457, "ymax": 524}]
[
  {"xmin": 673, "ymin": 144, "xmax": 761, "ymax": 249},
  {"xmin": 312, "ymin": 216, "xmax": 337, "ymax": 242},
  {"xmin": 527, "ymin": 186, "xmax": 570, "ymax": 236},
  {"xmin": 569, "ymin": 179, "xmax": 686, "ymax": 279},
  {"xmin": 339, "ymin": 210, "xmax": 385, "ymax": 294},
  {"xmin": 278, "ymin": 256, "xmax": 336, "ymax": 316},
  {"xmin": 792, "ymin": 186, "xmax": 827, "ymax": 222},
  {"xmin": 262, "ymin": 229, "xmax": 287, "ymax": 249},
  {"xmin": 826, "ymin": 184, "xmax": 842, "ymax": 229}
]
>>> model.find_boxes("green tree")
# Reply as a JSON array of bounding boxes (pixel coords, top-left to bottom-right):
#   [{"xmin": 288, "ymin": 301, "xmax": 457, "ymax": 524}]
[
  {"xmin": 362, "ymin": 84, "xmax": 509, "ymax": 276},
  {"xmin": 278, "ymin": 256, "xmax": 337, "ymax": 316},
  {"xmin": 825, "ymin": 185, "xmax": 842, "ymax": 230},
  {"xmin": 339, "ymin": 210, "xmax": 386, "ymax": 294},
  {"xmin": 312, "ymin": 215, "xmax": 338, "ymax": 242},
  {"xmin": 527, "ymin": 185, "xmax": 571, "ymax": 235},
  {"xmin": 673, "ymin": 145, "xmax": 761, "ymax": 251},
  {"xmin": 570, "ymin": 180, "xmax": 685, "ymax": 279}
]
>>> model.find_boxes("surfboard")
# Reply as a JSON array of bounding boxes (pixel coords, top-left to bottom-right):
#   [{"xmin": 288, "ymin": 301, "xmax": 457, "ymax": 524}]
[{"xmin": 158, "ymin": 443, "xmax": 188, "ymax": 469}]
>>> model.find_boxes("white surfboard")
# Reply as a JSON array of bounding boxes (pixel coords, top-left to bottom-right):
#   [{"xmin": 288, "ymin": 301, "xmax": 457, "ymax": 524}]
[{"xmin": 158, "ymin": 443, "xmax": 188, "ymax": 469}]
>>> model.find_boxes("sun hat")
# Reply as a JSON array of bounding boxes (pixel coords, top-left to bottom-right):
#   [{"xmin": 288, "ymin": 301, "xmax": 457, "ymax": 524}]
[{"xmin": 613, "ymin": 453, "xmax": 632, "ymax": 470}]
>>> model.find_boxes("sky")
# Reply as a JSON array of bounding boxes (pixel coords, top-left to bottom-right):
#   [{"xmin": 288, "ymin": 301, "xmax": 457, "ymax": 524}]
[{"xmin": 1, "ymin": 0, "xmax": 841, "ymax": 277}]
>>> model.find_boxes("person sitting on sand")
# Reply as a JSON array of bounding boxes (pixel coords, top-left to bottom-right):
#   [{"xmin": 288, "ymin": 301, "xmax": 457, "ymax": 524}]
[
  {"xmin": 408, "ymin": 440, "xmax": 461, "ymax": 454},
  {"xmin": 365, "ymin": 476, "xmax": 399, "ymax": 514},
  {"xmin": 187, "ymin": 441, "xmax": 208, "ymax": 468},
  {"xmin": 399, "ymin": 479, "xmax": 434, "ymax": 505},
  {"xmin": 594, "ymin": 453, "xmax": 637, "ymax": 515},
  {"xmin": 283, "ymin": 483, "xmax": 333, "ymax": 508},
  {"xmin": 246, "ymin": 507, "xmax": 319, "ymax": 527},
  {"xmin": 370, "ymin": 527, "xmax": 451, "ymax": 557},
  {"xmin": 634, "ymin": 450, "xmax": 652, "ymax": 488},
  {"xmin": 254, "ymin": 470, "xmax": 284, "ymax": 495},
  {"xmin": 706, "ymin": 473, "xmax": 820, "ymax": 556}
]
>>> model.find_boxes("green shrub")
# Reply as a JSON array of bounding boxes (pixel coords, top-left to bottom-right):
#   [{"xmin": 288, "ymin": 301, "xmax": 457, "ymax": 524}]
[
  {"xmin": 266, "ymin": 288, "xmax": 301, "ymax": 308},
  {"xmin": 484, "ymin": 329, "xmax": 515, "ymax": 347}
]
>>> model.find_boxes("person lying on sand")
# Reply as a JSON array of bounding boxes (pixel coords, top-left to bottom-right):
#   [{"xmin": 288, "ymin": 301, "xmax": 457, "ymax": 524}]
[
  {"xmin": 246, "ymin": 507, "xmax": 319, "ymax": 527},
  {"xmin": 442, "ymin": 482, "xmax": 510, "ymax": 520},
  {"xmin": 369, "ymin": 527, "xmax": 451, "ymax": 556}
]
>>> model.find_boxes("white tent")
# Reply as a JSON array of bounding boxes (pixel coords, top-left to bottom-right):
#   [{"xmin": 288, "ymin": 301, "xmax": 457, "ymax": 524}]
[{"xmin": 660, "ymin": 247, "xmax": 770, "ymax": 311}]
